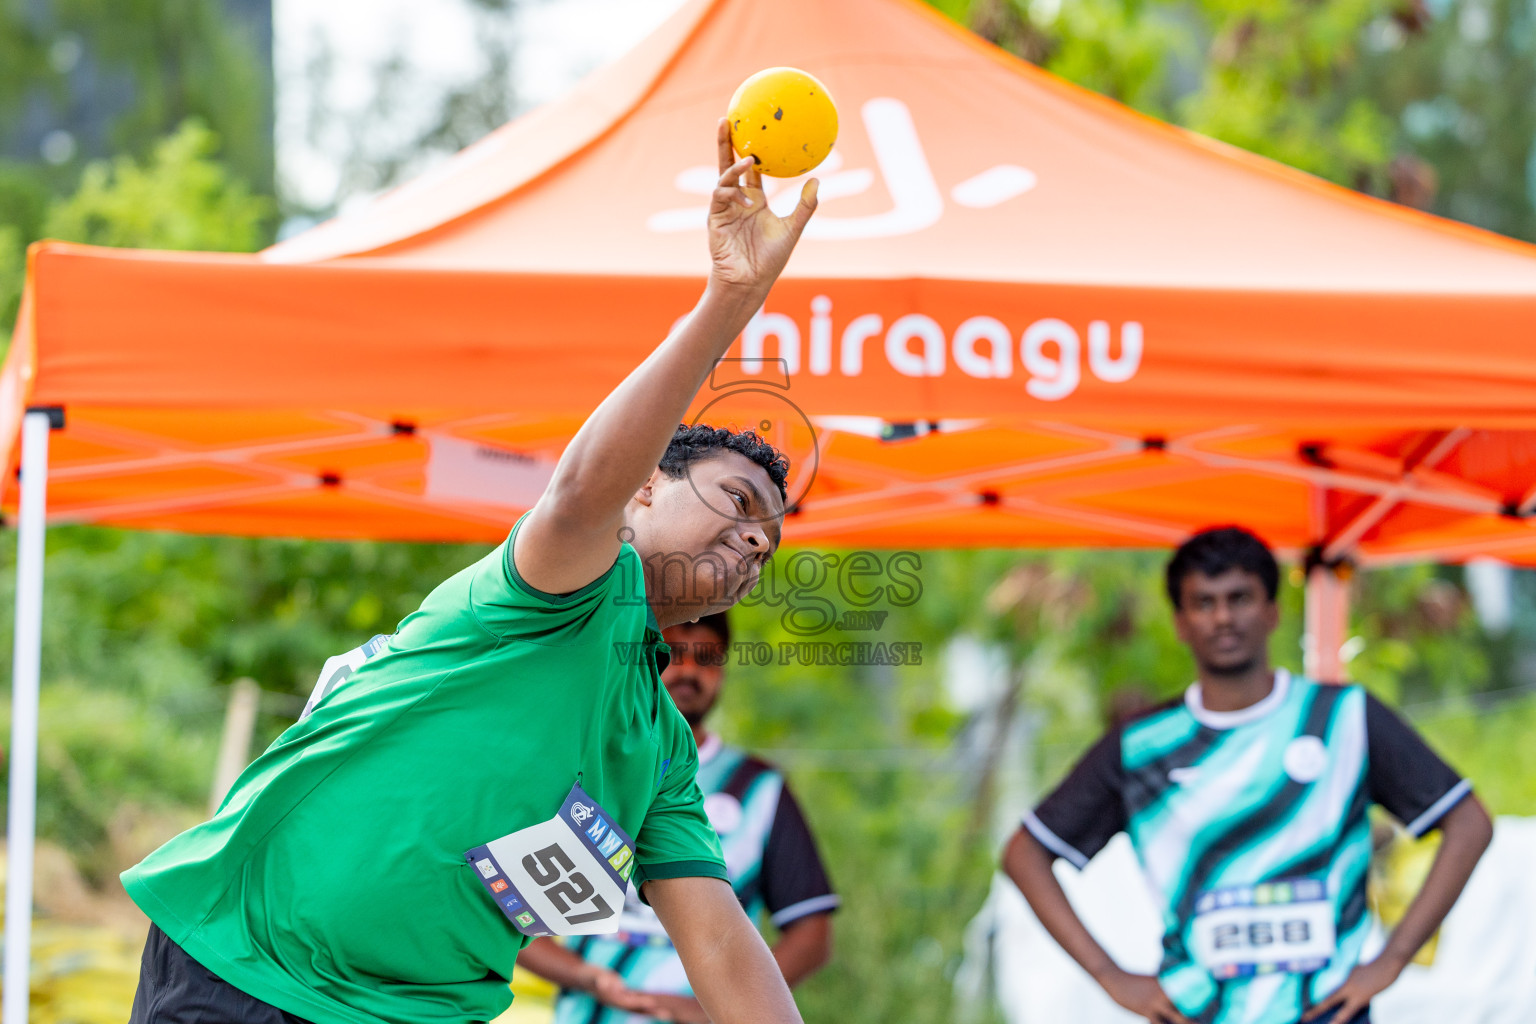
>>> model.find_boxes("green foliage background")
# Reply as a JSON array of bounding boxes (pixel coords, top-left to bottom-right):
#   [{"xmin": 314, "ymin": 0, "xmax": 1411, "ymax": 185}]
[{"xmin": 0, "ymin": 2, "xmax": 1534, "ymax": 1022}]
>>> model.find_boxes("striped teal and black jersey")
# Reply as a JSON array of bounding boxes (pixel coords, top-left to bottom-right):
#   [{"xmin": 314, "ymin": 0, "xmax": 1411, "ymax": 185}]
[
  {"xmin": 1023, "ymin": 670, "xmax": 1469, "ymax": 1024},
  {"xmin": 553, "ymin": 736, "xmax": 839, "ymax": 1024}
]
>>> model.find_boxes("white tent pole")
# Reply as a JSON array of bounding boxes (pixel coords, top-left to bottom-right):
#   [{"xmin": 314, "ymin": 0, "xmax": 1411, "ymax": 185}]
[
  {"xmin": 5, "ymin": 409, "xmax": 52, "ymax": 1024},
  {"xmin": 1304, "ymin": 563, "xmax": 1349, "ymax": 682}
]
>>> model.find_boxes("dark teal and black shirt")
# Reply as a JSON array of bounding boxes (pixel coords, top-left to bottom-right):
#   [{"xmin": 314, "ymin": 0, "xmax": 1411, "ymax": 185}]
[{"xmin": 1024, "ymin": 671, "xmax": 1468, "ymax": 1024}]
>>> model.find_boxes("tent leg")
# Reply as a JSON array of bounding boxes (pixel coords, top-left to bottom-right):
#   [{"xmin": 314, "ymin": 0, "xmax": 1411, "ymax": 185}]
[
  {"xmin": 5, "ymin": 410, "xmax": 51, "ymax": 1024},
  {"xmin": 1304, "ymin": 563, "xmax": 1349, "ymax": 682}
]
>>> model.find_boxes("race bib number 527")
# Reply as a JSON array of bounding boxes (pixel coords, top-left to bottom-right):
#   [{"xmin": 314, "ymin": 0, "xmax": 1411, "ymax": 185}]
[{"xmin": 465, "ymin": 784, "xmax": 635, "ymax": 937}]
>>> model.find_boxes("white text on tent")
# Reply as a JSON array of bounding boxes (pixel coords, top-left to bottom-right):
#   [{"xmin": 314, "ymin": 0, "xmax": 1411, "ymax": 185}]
[{"xmin": 733, "ymin": 297, "xmax": 1143, "ymax": 401}]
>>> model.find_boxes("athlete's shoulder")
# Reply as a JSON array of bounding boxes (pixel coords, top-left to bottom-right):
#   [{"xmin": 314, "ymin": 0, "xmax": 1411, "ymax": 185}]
[
  {"xmin": 1292, "ymin": 674, "xmax": 1368, "ymax": 709},
  {"xmin": 1115, "ymin": 693, "xmax": 1190, "ymax": 733},
  {"xmin": 1294, "ymin": 673, "xmax": 1351, "ymax": 691},
  {"xmin": 482, "ymin": 512, "xmax": 648, "ymax": 620},
  {"xmin": 1115, "ymin": 692, "xmax": 1201, "ymax": 770},
  {"xmin": 737, "ymin": 751, "xmax": 780, "ymax": 777},
  {"xmin": 718, "ymin": 750, "xmax": 785, "ymax": 802}
]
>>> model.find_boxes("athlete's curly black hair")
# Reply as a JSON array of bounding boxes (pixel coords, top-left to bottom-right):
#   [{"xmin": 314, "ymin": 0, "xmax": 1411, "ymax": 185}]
[
  {"xmin": 658, "ymin": 424, "xmax": 790, "ymax": 503},
  {"xmin": 1165, "ymin": 526, "xmax": 1279, "ymax": 609}
]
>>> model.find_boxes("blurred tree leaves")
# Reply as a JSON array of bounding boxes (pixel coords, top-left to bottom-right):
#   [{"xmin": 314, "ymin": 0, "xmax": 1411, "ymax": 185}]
[
  {"xmin": 0, "ymin": 528, "xmax": 488, "ymax": 884},
  {"xmin": 43, "ymin": 120, "xmax": 271, "ymax": 252},
  {"xmin": 0, "ymin": 0, "xmax": 273, "ymax": 343},
  {"xmin": 1414, "ymin": 692, "xmax": 1536, "ymax": 812},
  {"xmin": 0, "ymin": 0, "xmax": 271, "ymax": 189},
  {"xmin": 950, "ymin": 0, "xmax": 1401, "ymax": 182},
  {"xmin": 1360, "ymin": 0, "xmax": 1536, "ymax": 240},
  {"xmin": 48, "ymin": 0, "xmax": 271, "ymax": 189},
  {"xmin": 941, "ymin": 0, "xmax": 1536, "ymax": 232},
  {"xmin": 0, "ymin": 118, "xmax": 270, "ymax": 345}
]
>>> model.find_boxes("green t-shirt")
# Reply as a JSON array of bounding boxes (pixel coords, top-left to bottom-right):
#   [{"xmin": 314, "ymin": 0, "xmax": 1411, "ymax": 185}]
[{"xmin": 122, "ymin": 520, "xmax": 727, "ymax": 1024}]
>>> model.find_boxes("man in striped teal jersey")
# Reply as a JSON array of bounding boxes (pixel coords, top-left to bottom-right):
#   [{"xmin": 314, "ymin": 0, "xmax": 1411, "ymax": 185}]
[
  {"xmin": 1003, "ymin": 527, "xmax": 1493, "ymax": 1024},
  {"xmin": 518, "ymin": 612, "xmax": 837, "ymax": 1023}
]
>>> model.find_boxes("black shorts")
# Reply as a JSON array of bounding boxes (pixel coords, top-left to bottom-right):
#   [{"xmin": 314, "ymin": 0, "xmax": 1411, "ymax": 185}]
[{"xmin": 130, "ymin": 924, "xmax": 316, "ymax": 1024}]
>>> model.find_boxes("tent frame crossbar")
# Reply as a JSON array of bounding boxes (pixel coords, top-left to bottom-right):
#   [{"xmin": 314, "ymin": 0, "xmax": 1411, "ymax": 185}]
[
  {"xmin": 801, "ymin": 423, "xmax": 1499, "ymax": 555},
  {"xmin": 1319, "ymin": 428, "xmax": 1473, "ymax": 563},
  {"xmin": 1163, "ymin": 436, "xmax": 1497, "ymax": 519},
  {"xmin": 803, "ymin": 422, "xmax": 1505, "ymax": 687}
]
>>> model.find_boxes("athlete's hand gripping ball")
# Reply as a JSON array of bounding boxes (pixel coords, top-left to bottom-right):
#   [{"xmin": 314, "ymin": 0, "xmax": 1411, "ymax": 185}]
[
  {"xmin": 708, "ymin": 118, "xmax": 818, "ymax": 293},
  {"xmin": 727, "ymin": 67, "xmax": 838, "ymax": 178}
]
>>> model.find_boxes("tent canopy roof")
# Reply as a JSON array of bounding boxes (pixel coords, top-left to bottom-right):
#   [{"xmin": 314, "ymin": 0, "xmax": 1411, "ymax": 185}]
[{"xmin": 9, "ymin": 0, "xmax": 1536, "ymax": 563}]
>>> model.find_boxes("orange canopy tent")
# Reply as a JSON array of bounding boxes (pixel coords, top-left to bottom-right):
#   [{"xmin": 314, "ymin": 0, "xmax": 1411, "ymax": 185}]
[
  {"xmin": 7, "ymin": 0, "xmax": 1536, "ymax": 567},
  {"xmin": 7, "ymin": 0, "xmax": 1536, "ymax": 1012}
]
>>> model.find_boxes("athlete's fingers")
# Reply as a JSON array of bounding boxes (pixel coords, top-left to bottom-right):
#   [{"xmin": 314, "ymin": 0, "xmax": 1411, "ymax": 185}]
[
  {"xmin": 1301, "ymin": 990, "xmax": 1347, "ymax": 1021},
  {"xmin": 786, "ymin": 178, "xmax": 820, "ymax": 239},
  {"xmin": 717, "ymin": 117, "xmax": 734, "ymax": 175},
  {"xmin": 712, "ymin": 156, "xmax": 758, "ymax": 216},
  {"xmin": 716, "ymin": 155, "xmax": 755, "ymax": 193},
  {"xmin": 610, "ymin": 988, "xmax": 662, "ymax": 1014},
  {"xmin": 589, "ymin": 968, "xmax": 625, "ymax": 1002},
  {"xmin": 1328, "ymin": 994, "xmax": 1366, "ymax": 1024},
  {"xmin": 594, "ymin": 973, "xmax": 661, "ymax": 1015},
  {"xmin": 1155, "ymin": 994, "xmax": 1192, "ymax": 1024}
]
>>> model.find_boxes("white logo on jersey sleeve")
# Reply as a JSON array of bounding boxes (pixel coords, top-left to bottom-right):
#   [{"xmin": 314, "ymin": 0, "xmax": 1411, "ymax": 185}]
[{"xmin": 301, "ymin": 634, "xmax": 394, "ymax": 719}]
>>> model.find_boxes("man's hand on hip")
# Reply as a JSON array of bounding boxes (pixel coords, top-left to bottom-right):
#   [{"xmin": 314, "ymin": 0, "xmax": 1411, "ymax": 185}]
[
  {"xmin": 1301, "ymin": 955, "xmax": 1404, "ymax": 1024},
  {"xmin": 1097, "ymin": 966, "xmax": 1192, "ymax": 1024},
  {"xmin": 587, "ymin": 967, "xmax": 664, "ymax": 1016}
]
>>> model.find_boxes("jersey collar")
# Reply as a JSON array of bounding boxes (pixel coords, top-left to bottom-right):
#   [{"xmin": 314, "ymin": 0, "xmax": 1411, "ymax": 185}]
[{"xmin": 1184, "ymin": 668, "xmax": 1290, "ymax": 730}]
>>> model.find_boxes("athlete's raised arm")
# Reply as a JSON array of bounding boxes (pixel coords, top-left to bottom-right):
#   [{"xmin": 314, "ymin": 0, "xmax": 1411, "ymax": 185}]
[{"xmin": 514, "ymin": 120, "xmax": 817, "ymax": 596}]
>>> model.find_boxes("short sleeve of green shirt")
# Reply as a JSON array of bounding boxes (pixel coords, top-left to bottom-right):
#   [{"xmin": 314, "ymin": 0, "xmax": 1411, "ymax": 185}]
[
  {"xmin": 633, "ymin": 718, "xmax": 728, "ymax": 891},
  {"xmin": 479, "ymin": 517, "xmax": 727, "ymax": 890},
  {"xmin": 467, "ymin": 515, "xmax": 638, "ymax": 641}
]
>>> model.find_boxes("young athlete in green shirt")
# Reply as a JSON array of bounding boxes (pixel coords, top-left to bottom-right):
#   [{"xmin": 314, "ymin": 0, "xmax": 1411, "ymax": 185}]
[{"xmin": 123, "ymin": 120, "xmax": 819, "ymax": 1024}]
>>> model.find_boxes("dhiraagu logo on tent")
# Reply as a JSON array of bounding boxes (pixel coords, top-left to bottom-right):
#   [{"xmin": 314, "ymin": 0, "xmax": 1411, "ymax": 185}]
[
  {"xmin": 649, "ymin": 98, "xmax": 1036, "ymax": 239},
  {"xmin": 669, "ymin": 299, "xmax": 1142, "ymax": 402},
  {"xmin": 654, "ymin": 97, "xmax": 1143, "ymax": 400},
  {"xmin": 731, "ymin": 302, "xmax": 1143, "ymax": 401}
]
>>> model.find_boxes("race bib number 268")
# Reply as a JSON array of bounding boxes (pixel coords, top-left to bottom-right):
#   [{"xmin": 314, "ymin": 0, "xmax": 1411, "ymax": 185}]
[
  {"xmin": 1189, "ymin": 877, "xmax": 1337, "ymax": 980},
  {"xmin": 465, "ymin": 784, "xmax": 635, "ymax": 937}
]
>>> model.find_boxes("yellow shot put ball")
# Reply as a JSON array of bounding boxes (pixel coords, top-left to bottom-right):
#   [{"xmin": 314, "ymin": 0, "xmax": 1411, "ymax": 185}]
[{"xmin": 727, "ymin": 67, "xmax": 838, "ymax": 178}]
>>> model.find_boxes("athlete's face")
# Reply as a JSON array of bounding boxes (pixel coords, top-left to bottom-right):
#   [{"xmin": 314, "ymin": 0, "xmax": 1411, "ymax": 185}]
[
  {"xmin": 1172, "ymin": 568, "xmax": 1279, "ymax": 676},
  {"xmin": 629, "ymin": 451, "xmax": 784, "ymax": 625},
  {"xmin": 660, "ymin": 623, "xmax": 727, "ymax": 726}
]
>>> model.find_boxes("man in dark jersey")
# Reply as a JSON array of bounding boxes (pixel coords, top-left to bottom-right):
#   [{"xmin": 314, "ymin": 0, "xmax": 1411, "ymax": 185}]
[
  {"xmin": 1003, "ymin": 527, "xmax": 1493, "ymax": 1024},
  {"xmin": 518, "ymin": 612, "xmax": 838, "ymax": 1023},
  {"xmin": 122, "ymin": 122, "xmax": 820, "ymax": 1024}
]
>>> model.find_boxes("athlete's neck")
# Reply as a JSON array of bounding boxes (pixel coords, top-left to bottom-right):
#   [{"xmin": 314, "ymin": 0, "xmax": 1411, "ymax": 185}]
[
  {"xmin": 692, "ymin": 724, "xmax": 711, "ymax": 748},
  {"xmin": 1196, "ymin": 661, "xmax": 1276, "ymax": 713}
]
